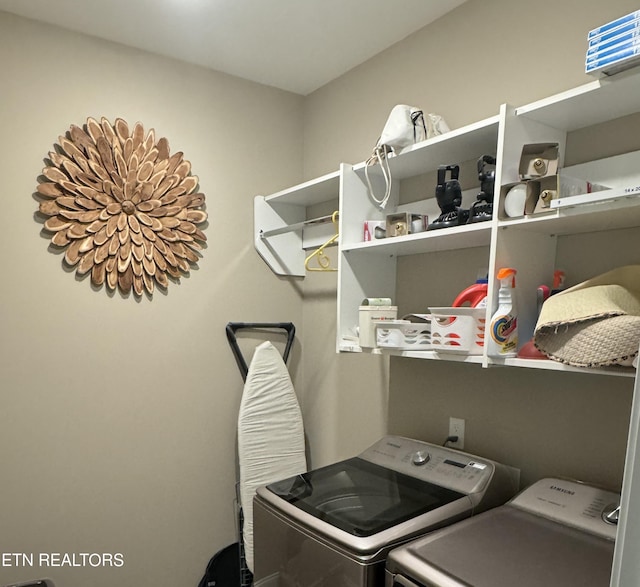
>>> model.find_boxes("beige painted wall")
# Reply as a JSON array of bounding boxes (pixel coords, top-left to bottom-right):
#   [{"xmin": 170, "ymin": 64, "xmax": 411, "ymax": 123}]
[
  {"xmin": 301, "ymin": 0, "xmax": 639, "ymax": 490},
  {"xmin": 0, "ymin": 11, "xmax": 305, "ymax": 587},
  {"xmin": 303, "ymin": 0, "xmax": 640, "ymax": 177},
  {"xmin": 3, "ymin": 1, "xmax": 640, "ymax": 585},
  {"xmin": 300, "ymin": 198, "xmax": 390, "ymax": 467}
]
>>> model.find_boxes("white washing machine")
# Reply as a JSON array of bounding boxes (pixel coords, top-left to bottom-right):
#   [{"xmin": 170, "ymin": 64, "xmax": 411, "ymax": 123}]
[
  {"xmin": 385, "ymin": 477, "xmax": 620, "ymax": 587},
  {"xmin": 252, "ymin": 435, "xmax": 519, "ymax": 587}
]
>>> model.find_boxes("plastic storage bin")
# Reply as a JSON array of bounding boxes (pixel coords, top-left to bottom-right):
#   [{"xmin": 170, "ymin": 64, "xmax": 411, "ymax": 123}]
[
  {"xmin": 375, "ymin": 320, "xmax": 431, "ymax": 350},
  {"xmin": 429, "ymin": 307, "xmax": 485, "ymax": 355}
]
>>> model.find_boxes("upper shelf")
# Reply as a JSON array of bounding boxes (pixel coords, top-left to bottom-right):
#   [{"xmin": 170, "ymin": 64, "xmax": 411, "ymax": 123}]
[
  {"xmin": 515, "ymin": 68, "xmax": 640, "ymax": 131},
  {"xmin": 352, "ymin": 115, "xmax": 500, "ymax": 181},
  {"xmin": 498, "ymin": 193, "xmax": 640, "ymax": 236},
  {"xmin": 263, "ymin": 169, "xmax": 341, "ymax": 206},
  {"xmin": 342, "ymin": 221, "xmax": 492, "ymax": 256}
]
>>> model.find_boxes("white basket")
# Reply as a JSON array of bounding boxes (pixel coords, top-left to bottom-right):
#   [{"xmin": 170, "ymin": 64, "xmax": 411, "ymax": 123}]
[
  {"xmin": 359, "ymin": 306, "xmax": 397, "ymax": 348},
  {"xmin": 376, "ymin": 320, "xmax": 431, "ymax": 350},
  {"xmin": 429, "ymin": 307, "xmax": 486, "ymax": 355}
]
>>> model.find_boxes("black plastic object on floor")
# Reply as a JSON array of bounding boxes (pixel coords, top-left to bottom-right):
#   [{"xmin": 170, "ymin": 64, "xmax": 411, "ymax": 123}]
[
  {"xmin": 198, "ymin": 543, "xmax": 244, "ymax": 587},
  {"xmin": 3, "ymin": 582, "xmax": 55, "ymax": 587}
]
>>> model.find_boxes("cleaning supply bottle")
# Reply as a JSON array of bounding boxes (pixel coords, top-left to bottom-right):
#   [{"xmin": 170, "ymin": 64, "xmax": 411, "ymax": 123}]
[
  {"xmin": 552, "ymin": 269, "xmax": 566, "ymax": 295},
  {"xmin": 488, "ymin": 267, "xmax": 518, "ymax": 357},
  {"xmin": 452, "ymin": 278, "xmax": 488, "ymax": 308}
]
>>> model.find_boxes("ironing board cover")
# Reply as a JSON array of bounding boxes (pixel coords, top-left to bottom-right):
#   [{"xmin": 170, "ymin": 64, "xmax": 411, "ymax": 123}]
[{"xmin": 237, "ymin": 341, "xmax": 307, "ymax": 572}]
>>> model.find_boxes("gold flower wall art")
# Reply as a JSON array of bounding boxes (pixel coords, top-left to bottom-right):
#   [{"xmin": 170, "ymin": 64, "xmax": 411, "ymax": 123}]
[{"xmin": 36, "ymin": 117, "xmax": 208, "ymax": 297}]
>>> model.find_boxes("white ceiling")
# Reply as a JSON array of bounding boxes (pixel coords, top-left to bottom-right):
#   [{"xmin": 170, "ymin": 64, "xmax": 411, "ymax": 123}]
[{"xmin": 0, "ymin": 0, "xmax": 466, "ymax": 95}]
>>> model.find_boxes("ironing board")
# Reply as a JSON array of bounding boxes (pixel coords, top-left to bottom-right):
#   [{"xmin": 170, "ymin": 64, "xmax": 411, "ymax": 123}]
[
  {"xmin": 226, "ymin": 323, "xmax": 306, "ymax": 576},
  {"xmin": 225, "ymin": 322, "xmax": 295, "ymax": 382}
]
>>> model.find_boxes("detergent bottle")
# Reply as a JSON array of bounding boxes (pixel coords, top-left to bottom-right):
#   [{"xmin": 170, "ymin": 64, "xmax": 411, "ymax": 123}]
[
  {"xmin": 452, "ymin": 278, "xmax": 488, "ymax": 308},
  {"xmin": 488, "ymin": 267, "xmax": 518, "ymax": 357}
]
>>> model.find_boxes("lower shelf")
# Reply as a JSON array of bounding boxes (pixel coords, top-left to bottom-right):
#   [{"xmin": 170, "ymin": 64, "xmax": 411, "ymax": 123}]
[
  {"xmin": 384, "ymin": 349, "xmax": 484, "ymax": 364},
  {"xmin": 338, "ymin": 341, "xmax": 637, "ymax": 378},
  {"xmin": 338, "ymin": 343, "xmax": 484, "ymax": 364},
  {"xmin": 490, "ymin": 356, "xmax": 636, "ymax": 378}
]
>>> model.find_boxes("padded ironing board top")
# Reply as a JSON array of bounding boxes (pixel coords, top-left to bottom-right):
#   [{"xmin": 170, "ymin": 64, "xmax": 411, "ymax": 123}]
[{"xmin": 237, "ymin": 341, "xmax": 306, "ymax": 572}]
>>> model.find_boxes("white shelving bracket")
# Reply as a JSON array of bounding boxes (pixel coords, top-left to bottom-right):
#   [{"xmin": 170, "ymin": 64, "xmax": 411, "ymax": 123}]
[
  {"xmin": 253, "ymin": 169, "xmax": 342, "ymax": 277},
  {"xmin": 254, "ymin": 196, "xmax": 306, "ymax": 277}
]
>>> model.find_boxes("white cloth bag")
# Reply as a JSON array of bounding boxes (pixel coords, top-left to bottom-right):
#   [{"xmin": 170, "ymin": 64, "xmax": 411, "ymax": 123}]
[
  {"xmin": 379, "ymin": 104, "xmax": 428, "ymax": 149},
  {"xmin": 365, "ymin": 105, "xmax": 450, "ymax": 209}
]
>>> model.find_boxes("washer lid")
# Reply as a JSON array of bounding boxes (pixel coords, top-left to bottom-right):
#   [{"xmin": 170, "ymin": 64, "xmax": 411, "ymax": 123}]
[
  {"xmin": 265, "ymin": 457, "xmax": 464, "ymax": 537},
  {"xmin": 387, "ymin": 506, "xmax": 615, "ymax": 587}
]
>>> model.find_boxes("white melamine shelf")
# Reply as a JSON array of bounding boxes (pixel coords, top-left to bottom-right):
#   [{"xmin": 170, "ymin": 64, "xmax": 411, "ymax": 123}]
[
  {"xmin": 264, "ymin": 169, "xmax": 341, "ymax": 206},
  {"xmin": 255, "ymin": 168, "xmax": 343, "ymax": 276},
  {"xmin": 342, "ymin": 222, "xmax": 492, "ymax": 257},
  {"xmin": 491, "ymin": 357, "xmax": 636, "ymax": 378},
  {"xmin": 353, "ymin": 115, "xmax": 500, "ymax": 181},
  {"xmin": 497, "ymin": 195, "xmax": 640, "ymax": 236},
  {"xmin": 384, "ymin": 349, "xmax": 484, "ymax": 364},
  {"xmin": 337, "ymin": 344, "xmax": 485, "ymax": 365},
  {"xmin": 515, "ymin": 69, "xmax": 640, "ymax": 131},
  {"xmin": 340, "ymin": 345, "xmax": 635, "ymax": 375}
]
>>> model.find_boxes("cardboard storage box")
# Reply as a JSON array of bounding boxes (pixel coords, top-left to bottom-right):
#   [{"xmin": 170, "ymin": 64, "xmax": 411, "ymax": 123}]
[
  {"xmin": 499, "ymin": 143, "xmax": 559, "ymax": 219},
  {"xmin": 525, "ymin": 173, "xmax": 608, "ymax": 215},
  {"xmin": 499, "ymin": 143, "xmax": 607, "ymax": 218},
  {"xmin": 385, "ymin": 212, "xmax": 428, "ymax": 237},
  {"xmin": 518, "ymin": 143, "xmax": 559, "ymax": 179}
]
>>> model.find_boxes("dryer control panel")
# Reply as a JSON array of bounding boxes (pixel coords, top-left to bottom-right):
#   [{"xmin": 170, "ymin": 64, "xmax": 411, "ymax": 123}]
[
  {"xmin": 359, "ymin": 435, "xmax": 495, "ymax": 496},
  {"xmin": 511, "ymin": 477, "xmax": 620, "ymax": 540}
]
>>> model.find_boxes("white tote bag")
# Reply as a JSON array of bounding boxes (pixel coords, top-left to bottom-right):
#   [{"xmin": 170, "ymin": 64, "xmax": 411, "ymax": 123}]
[
  {"xmin": 379, "ymin": 104, "xmax": 428, "ymax": 149},
  {"xmin": 365, "ymin": 105, "xmax": 449, "ymax": 209}
]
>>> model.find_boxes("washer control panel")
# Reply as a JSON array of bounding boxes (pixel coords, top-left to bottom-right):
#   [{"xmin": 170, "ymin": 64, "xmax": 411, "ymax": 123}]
[
  {"xmin": 359, "ymin": 435, "xmax": 494, "ymax": 495},
  {"xmin": 511, "ymin": 477, "xmax": 620, "ymax": 540}
]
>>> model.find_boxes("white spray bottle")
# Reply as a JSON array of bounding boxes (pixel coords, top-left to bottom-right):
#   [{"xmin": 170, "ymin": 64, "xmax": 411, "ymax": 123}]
[{"xmin": 488, "ymin": 267, "xmax": 518, "ymax": 357}]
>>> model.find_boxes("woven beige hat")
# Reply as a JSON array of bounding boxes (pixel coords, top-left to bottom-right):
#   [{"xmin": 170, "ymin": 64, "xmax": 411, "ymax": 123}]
[{"xmin": 534, "ymin": 265, "xmax": 640, "ymax": 368}]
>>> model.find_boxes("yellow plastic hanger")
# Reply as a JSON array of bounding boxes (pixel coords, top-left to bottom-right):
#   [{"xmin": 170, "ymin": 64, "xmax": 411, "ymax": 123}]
[{"xmin": 304, "ymin": 211, "xmax": 339, "ymax": 272}]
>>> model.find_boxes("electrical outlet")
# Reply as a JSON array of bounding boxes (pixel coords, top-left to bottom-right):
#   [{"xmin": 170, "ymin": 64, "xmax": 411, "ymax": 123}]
[{"xmin": 449, "ymin": 417, "xmax": 465, "ymax": 450}]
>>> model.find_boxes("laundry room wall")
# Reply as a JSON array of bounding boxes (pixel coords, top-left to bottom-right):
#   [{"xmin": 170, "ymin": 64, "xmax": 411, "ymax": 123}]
[
  {"xmin": 2, "ymin": 2, "xmax": 640, "ymax": 587},
  {"xmin": 301, "ymin": 0, "xmax": 640, "ymax": 487},
  {"xmin": 0, "ymin": 11, "xmax": 305, "ymax": 587}
]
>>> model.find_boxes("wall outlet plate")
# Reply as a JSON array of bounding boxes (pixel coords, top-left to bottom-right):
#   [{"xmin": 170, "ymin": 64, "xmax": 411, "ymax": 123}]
[{"xmin": 449, "ymin": 417, "xmax": 465, "ymax": 450}]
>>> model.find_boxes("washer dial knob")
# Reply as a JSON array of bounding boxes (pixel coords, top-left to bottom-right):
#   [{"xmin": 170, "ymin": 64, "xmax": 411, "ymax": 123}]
[
  {"xmin": 602, "ymin": 503, "xmax": 620, "ymax": 525},
  {"xmin": 412, "ymin": 450, "xmax": 431, "ymax": 466}
]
